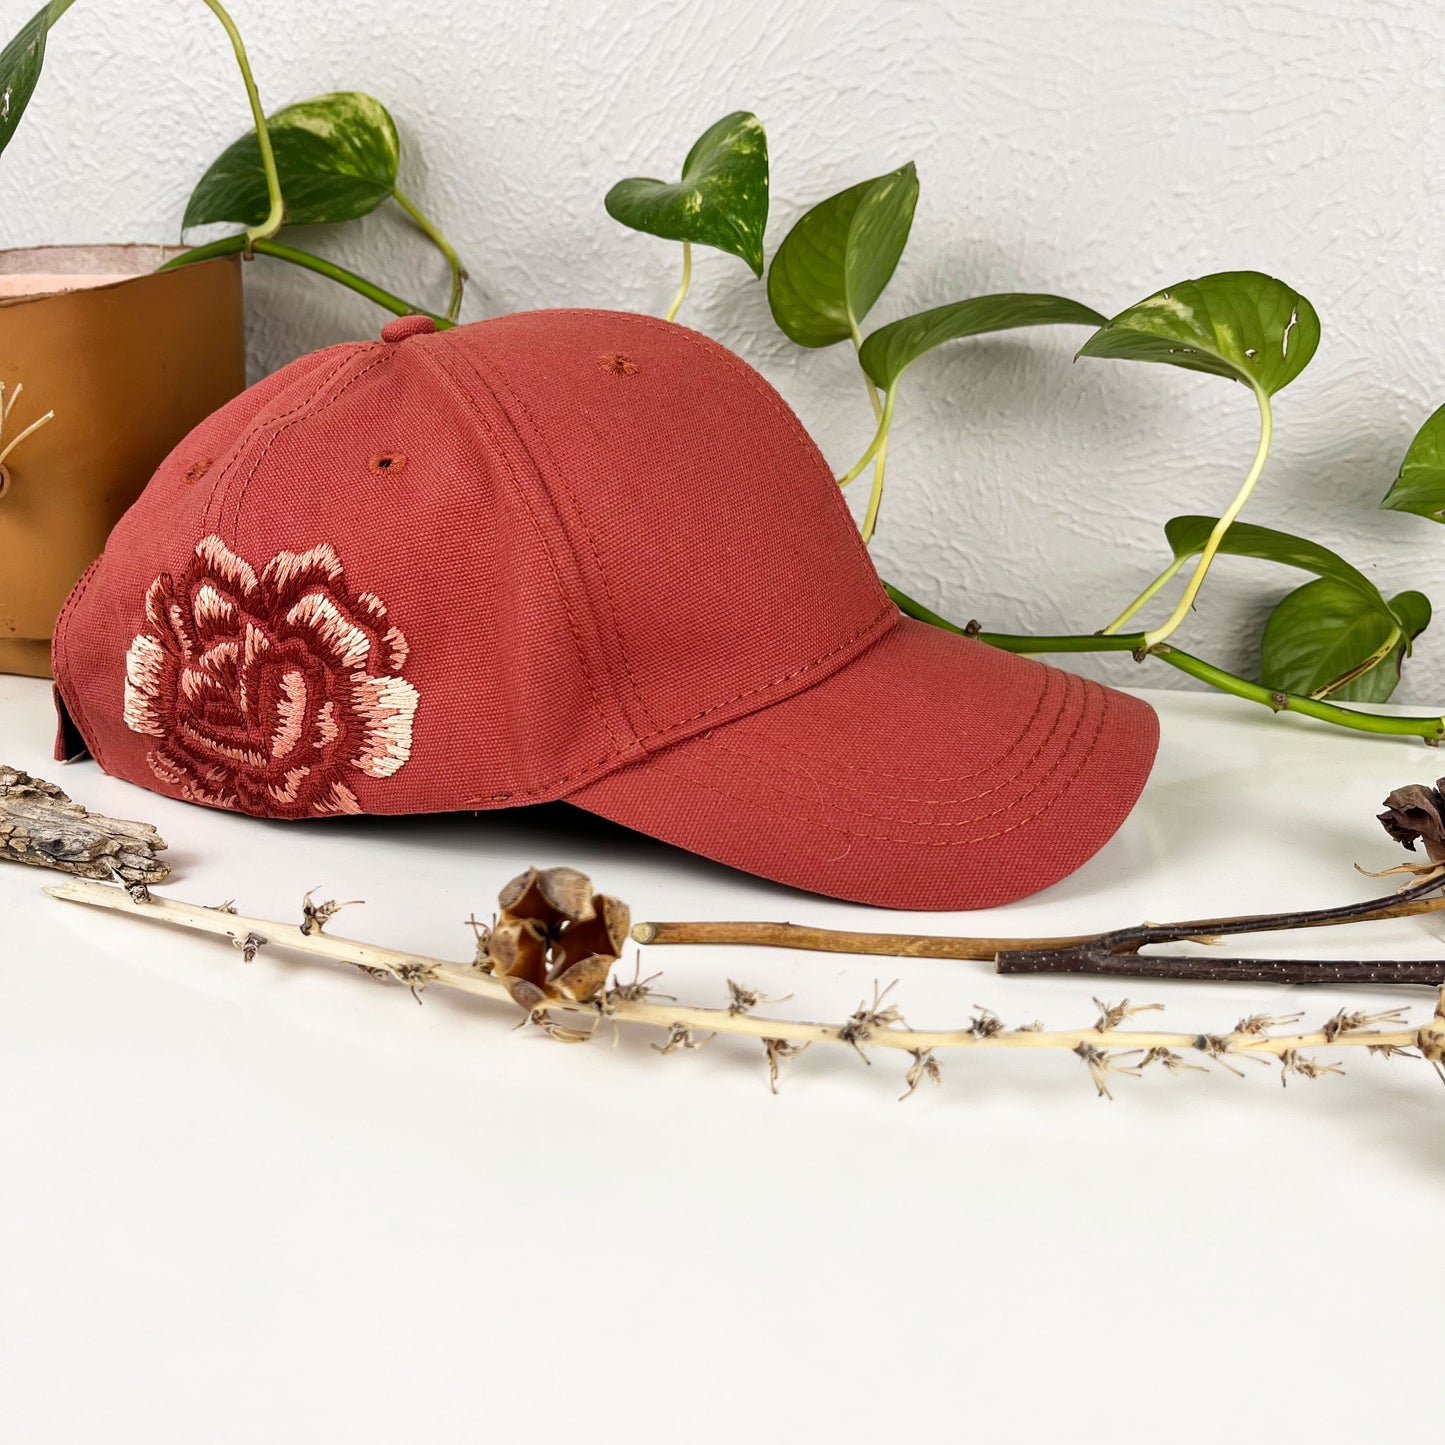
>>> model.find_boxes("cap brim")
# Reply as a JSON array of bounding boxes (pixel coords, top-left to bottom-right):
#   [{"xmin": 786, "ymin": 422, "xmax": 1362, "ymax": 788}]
[{"xmin": 566, "ymin": 618, "xmax": 1158, "ymax": 910}]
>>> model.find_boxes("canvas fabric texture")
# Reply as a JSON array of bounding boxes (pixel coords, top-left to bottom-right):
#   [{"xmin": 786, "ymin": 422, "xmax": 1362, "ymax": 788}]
[{"xmin": 51, "ymin": 308, "xmax": 1158, "ymax": 909}]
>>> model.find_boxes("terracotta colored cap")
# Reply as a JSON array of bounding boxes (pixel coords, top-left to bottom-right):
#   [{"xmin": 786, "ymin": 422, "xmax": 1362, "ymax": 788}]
[{"xmin": 51, "ymin": 309, "xmax": 1158, "ymax": 910}]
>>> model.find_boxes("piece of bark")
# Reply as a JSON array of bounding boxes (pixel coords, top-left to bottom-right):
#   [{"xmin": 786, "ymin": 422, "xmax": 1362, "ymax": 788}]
[{"xmin": 0, "ymin": 765, "xmax": 169, "ymax": 884}]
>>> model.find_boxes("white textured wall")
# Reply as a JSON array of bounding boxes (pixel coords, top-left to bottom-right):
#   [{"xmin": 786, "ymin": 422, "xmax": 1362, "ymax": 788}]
[{"xmin": 5, "ymin": 0, "xmax": 1445, "ymax": 700}]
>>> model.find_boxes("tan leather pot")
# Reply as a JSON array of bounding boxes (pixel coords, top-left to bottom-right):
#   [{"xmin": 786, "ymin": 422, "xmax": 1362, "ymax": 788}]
[{"xmin": 0, "ymin": 244, "xmax": 244, "ymax": 677}]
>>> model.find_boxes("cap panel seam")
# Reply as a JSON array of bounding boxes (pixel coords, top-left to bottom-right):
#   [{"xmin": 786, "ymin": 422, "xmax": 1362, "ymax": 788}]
[
  {"xmin": 445, "ymin": 602, "xmax": 895, "ymax": 807},
  {"xmin": 412, "ymin": 342, "xmax": 634, "ymax": 764},
  {"xmin": 461, "ymin": 309, "xmax": 893, "ymax": 746},
  {"xmin": 631, "ymin": 600, "xmax": 895, "ymax": 748},
  {"xmin": 56, "ymin": 348, "xmax": 381, "ymax": 788},
  {"xmin": 439, "ymin": 334, "xmax": 659, "ymax": 734},
  {"xmin": 219, "ymin": 348, "xmax": 395, "ymax": 544},
  {"xmin": 200, "ymin": 348, "xmax": 371, "ymax": 534},
  {"xmin": 551, "ymin": 308, "xmax": 886, "ymax": 598}
]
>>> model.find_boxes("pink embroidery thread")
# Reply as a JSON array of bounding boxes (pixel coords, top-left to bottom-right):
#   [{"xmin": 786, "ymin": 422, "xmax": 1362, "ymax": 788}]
[{"xmin": 123, "ymin": 535, "xmax": 419, "ymax": 817}]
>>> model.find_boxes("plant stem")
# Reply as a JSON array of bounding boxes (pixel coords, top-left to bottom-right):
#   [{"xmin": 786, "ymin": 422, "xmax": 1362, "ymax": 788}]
[
  {"xmin": 199, "ymin": 0, "xmax": 284, "ymax": 247},
  {"xmin": 844, "ymin": 344, "xmax": 893, "ymax": 540},
  {"xmin": 884, "ymin": 581, "xmax": 1147, "ymax": 652},
  {"xmin": 391, "ymin": 187, "xmax": 467, "ymax": 321},
  {"xmin": 883, "ymin": 581, "xmax": 1445, "ymax": 741},
  {"xmin": 1142, "ymin": 385, "xmax": 1273, "ymax": 648},
  {"xmin": 838, "ymin": 386, "xmax": 897, "ymax": 486},
  {"xmin": 161, "ymin": 235, "xmax": 452, "ymax": 327},
  {"xmin": 851, "ymin": 328, "xmax": 884, "ymax": 423},
  {"xmin": 859, "ymin": 426, "xmax": 891, "ymax": 544},
  {"xmin": 45, "ymin": 881, "xmax": 1445, "ymax": 1092},
  {"xmin": 1099, "ymin": 554, "xmax": 1188, "ymax": 635},
  {"xmin": 1147, "ymin": 643, "xmax": 1445, "ymax": 738},
  {"xmin": 664, "ymin": 241, "xmax": 692, "ymax": 322}
]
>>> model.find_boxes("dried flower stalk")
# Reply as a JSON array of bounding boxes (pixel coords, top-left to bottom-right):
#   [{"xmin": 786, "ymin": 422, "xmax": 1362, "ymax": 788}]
[{"xmin": 46, "ymin": 877, "xmax": 1445, "ymax": 1099}]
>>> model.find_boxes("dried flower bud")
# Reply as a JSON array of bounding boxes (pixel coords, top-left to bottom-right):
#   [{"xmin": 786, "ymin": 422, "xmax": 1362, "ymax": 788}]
[
  {"xmin": 488, "ymin": 866, "xmax": 629, "ymax": 1009},
  {"xmin": 1378, "ymin": 781, "xmax": 1445, "ymax": 861}
]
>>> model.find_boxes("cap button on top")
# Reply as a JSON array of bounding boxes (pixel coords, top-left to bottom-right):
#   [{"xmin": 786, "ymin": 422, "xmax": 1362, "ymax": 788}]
[{"xmin": 381, "ymin": 315, "xmax": 438, "ymax": 343}]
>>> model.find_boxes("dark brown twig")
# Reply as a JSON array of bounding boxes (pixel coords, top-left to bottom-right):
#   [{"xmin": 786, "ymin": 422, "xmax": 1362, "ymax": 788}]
[
  {"xmin": 996, "ymin": 950, "xmax": 1445, "ymax": 987},
  {"xmin": 999, "ymin": 874, "xmax": 1445, "ymax": 986},
  {"xmin": 1077, "ymin": 871, "xmax": 1445, "ymax": 955}
]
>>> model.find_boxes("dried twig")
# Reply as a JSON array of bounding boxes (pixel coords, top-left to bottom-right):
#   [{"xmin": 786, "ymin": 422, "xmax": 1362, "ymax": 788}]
[
  {"xmin": 996, "ymin": 948, "xmax": 1445, "ymax": 987},
  {"xmin": 44, "ymin": 879, "xmax": 1445, "ymax": 1102},
  {"xmin": 630, "ymin": 876, "xmax": 1445, "ymax": 962}
]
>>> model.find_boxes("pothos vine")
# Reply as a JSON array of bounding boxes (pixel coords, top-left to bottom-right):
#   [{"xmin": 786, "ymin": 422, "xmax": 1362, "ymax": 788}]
[{"xmin": 3, "ymin": 21, "xmax": 1438, "ymax": 738}]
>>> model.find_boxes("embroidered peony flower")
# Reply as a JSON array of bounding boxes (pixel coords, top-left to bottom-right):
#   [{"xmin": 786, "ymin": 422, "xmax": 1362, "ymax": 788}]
[{"xmin": 123, "ymin": 535, "xmax": 419, "ymax": 817}]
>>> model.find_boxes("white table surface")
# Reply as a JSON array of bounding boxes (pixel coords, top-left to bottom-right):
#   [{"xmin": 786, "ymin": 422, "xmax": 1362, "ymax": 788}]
[{"xmin": 3, "ymin": 672, "xmax": 1443, "ymax": 1444}]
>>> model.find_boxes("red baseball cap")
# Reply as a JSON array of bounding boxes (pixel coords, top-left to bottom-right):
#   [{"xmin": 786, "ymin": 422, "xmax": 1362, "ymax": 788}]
[{"xmin": 51, "ymin": 308, "xmax": 1157, "ymax": 909}]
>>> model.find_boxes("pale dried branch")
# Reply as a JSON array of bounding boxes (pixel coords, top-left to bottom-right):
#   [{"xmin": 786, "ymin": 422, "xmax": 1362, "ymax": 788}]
[{"xmin": 43, "ymin": 880, "xmax": 1445, "ymax": 1102}]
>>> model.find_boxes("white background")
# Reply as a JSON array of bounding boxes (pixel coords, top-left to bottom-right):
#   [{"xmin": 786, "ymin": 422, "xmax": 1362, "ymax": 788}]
[
  {"xmin": 2, "ymin": 0, "xmax": 1445, "ymax": 698},
  {"xmin": 4, "ymin": 674, "xmax": 1445, "ymax": 1443}
]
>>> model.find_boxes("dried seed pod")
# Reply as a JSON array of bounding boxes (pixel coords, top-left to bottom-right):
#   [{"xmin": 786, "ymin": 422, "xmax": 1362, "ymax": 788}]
[
  {"xmin": 1378, "ymin": 781, "xmax": 1445, "ymax": 862},
  {"xmin": 488, "ymin": 917, "xmax": 549, "ymax": 983},
  {"xmin": 496, "ymin": 866, "xmax": 597, "ymax": 929},
  {"xmin": 488, "ymin": 867, "xmax": 629, "ymax": 1009}
]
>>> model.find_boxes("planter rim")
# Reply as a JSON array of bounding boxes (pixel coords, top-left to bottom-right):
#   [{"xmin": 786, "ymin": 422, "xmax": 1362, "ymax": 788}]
[{"xmin": 0, "ymin": 244, "xmax": 238, "ymax": 309}]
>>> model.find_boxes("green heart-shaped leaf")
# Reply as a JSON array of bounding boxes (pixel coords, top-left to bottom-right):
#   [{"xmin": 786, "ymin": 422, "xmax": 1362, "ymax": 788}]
[
  {"xmin": 767, "ymin": 162, "xmax": 919, "ymax": 348},
  {"xmin": 1260, "ymin": 578, "xmax": 1430, "ymax": 703},
  {"xmin": 858, "ymin": 293, "xmax": 1105, "ymax": 391},
  {"xmin": 604, "ymin": 111, "xmax": 769, "ymax": 277},
  {"xmin": 0, "ymin": 0, "xmax": 71, "ymax": 159},
  {"xmin": 184, "ymin": 91, "xmax": 400, "ymax": 234},
  {"xmin": 1164, "ymin": 515, "xmax": 1395, "ymax": 619},
  {"xmin": 1077, "ymin": 271, "xmax": 1319, "ymax": 396},
  {"xmin": 1381, "ymin": 402, "xmax": 1445, "ymax": 522}
]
